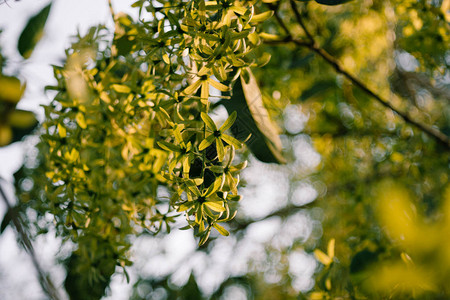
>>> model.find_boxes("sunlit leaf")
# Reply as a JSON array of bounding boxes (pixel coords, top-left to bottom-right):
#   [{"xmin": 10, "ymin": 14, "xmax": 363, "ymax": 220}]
[
  {"xmin": 75, "ymin": 112, "xmax": 87, "ymax": 129},
  {"xmin": 204, "ymin": 201, "xmax": 225, "ymax": 212},
  {"xmin": 314, "ymin": 249, "xmax": 332, "ymax": 266},
  {"xmin": 220, "ymin": 111, "xmax": 237, "ymax": 132},
  {"xmin": 0, "ymin": 76, "xmax": 25, "ymax": 104},
  {"xmin": 250, "ymin": 11, "xmax": 274, "ymax": 24},
  {"xmin": 327, "ymin": 238, "xmax": 335, "ymax": 259},
  {"xmin": 199, "ymin": 134, "xmax": 215, "ymax": 151},
  {"xmin": 111, "ymin": 84, "xmax": 131, "ymax": 94},
  {"xmin": 213, "ymin": 223, "xmax": 229, "ymax": 236},
  {"xmin": 201, "ymin": 112, "xmax": 218, "ymax": 131}
]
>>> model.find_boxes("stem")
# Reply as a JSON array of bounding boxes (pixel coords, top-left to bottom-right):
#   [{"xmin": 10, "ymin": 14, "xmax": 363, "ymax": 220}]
[
  {"xmin": 265, "ymin": 1, "xmax": 450, "ymax": 149},
  {"xmin": 200, "ymin": 123, "xmax": 207, "ymax": 190},
  {"xmin": 108, "ymin": 0, "xmax": 116, "ymax": 21},
  {"xmin": 289, "ymin": 0, "xmax": 314, "ymax": 43},
  {"xmin": 0, "ymin": 181, "xmax": 61, "ymax": 300},
  {"xmin": 271, "ymin": 4, "xmax": 291, "ymax": 36},
  {"xmin": 309, "ymin": 46, "xmax": 450, "ymax": 148}
]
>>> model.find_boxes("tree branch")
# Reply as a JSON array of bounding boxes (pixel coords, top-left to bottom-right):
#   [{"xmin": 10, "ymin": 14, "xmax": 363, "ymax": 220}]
[
  {"xmin": 265, "ymin": 1, "xmax": 450, "ymax": 149},
  {"xmin": 272, "ymin": 4, "xmax": 291, "ymax": 37},
  {"xmin": 230, "ymin": 167, "xmax": 406, "ymax": 233},
  {"xmin": 289, "ymin": 0, "xmax": 314, "ymax": 43},
  {"xmin": 0, "ymin": 181, "xmax": 61, "ymax": 300},
  {"xmin": 230, "ymin": 202, "xmax": 313, "ymax": 232}
]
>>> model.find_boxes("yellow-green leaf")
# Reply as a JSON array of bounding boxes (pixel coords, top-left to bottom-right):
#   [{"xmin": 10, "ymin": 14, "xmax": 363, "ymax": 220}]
[
  {"xmin": 58, "ymin": 123, "xmax": 67, "ymax": 138},
  {"xmin": 0, "ymin": 76, "xmax": 25, "ymax": 104},
  {"xmin": 208, "ymin": 78, "xmax": 229, "ymax": 92},
  {"xmin": 314, "ymin": 249, "xmax": 332, "ymax": 266},
  {"xmin": 213, "ymin": 223, "xmax": 229, "ymax": 236},
  {"xmin": 0, "ymin": 125, "xmax": 12, "ymax": 147},
  {"xmin": 327, "ymin": 238, "xmax": 335, "ymax": 259},
  {"xmin": 76, "ymin": 112, "xmax": 87, "ymax": 129},
  {"xmin": 250, "ymin": 11, "xmax": 274, "ymax": 24},
  {"xmin": 199, "ymin": 134, "xmax": 215, "ymax": 151},
  {"xmin": 111, "ymin": 84, "xmax": 131, "ymax": 94},
  {"xmin": 204, "ymin": 201, "xmax": 225, "ymax": 212},
  {"xmin": 182, "ymin": 79, "xmax": 202, "ymax": 96}
]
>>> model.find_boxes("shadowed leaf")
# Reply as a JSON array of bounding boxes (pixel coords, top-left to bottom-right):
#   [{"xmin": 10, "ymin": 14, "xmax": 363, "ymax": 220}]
[
  {"xmin": 18, "ymin": 3, "xmax": 52, "ymax": 59},
  {"xmin": 222, "ymin": 68, "xmax": 285, "ymax": 164}
]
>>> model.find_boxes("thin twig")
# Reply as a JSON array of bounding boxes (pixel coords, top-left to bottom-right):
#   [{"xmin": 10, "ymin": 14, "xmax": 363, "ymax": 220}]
[
  {"xmin": 231, "ymin": 167, "xmax": 406, "ymax": 233},
  {"xmin": 271, "ymin": 4, "xmax": 291, "ymax": 36},
  {"xmin": 230, "ymin": 203, "xmax": 313, "ymax": 232},
  {"xmin": 0, "ymin": 181, "xmax": 61, "ymax": 300},
  {"xmin": 108, "ymin": 0, "xmax": 116, "ymax": 21},
  {"xmin": 309, "ymin": 46, "xmax": 450, "ymax": 148},
  {"xmin": 262, "ymin": 37, "xmax": 312, "ymax": 47},
  {"xmin": 289, "ymin": 0, "xmax": 314, "ymax": 43},
  {"xmin": 266, "ymin": 1, "xmax": 450, "ymax": 149}
]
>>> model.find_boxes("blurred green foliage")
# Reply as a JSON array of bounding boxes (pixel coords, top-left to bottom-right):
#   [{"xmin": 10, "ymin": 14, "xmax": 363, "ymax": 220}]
[{"xmin": 3, "ymin": 0, "xmax": 450, "ymax": 299}]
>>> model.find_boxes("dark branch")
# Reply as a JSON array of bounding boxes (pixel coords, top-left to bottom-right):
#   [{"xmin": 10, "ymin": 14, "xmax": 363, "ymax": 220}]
[
  {"xmin": 0, "ymin": 181, "xmax": 61, "ymax": 300},
  {"xmin": 231, "ymin": 203, "xmax": 313, "ymax": 232},
  {"xmin": 265, "ymin": 1, "xmax": 450, "ymax": 149},
  {"xmin": 289, "ymin": 0, "xmax": 314, "ymax": 43}
]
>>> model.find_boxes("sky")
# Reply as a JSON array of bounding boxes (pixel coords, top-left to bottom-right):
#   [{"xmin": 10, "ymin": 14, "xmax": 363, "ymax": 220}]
[{"xmin": 0, "ymin": 1, "xmax": 319, "ymax": 299}]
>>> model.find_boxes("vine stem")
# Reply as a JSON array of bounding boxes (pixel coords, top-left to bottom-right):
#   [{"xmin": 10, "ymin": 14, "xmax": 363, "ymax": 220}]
[
  {"xmin": 0, "ymin": 180, "xmax": 61, "ymax": 300},
  {"xmin": 266, "ymin": 1, "xmax": 450, "ymax": 149}
]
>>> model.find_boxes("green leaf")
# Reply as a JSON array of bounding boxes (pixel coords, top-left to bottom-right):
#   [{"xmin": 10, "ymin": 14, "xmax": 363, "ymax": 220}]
[
  {"xmin": 195, "ymin": 205, "xmax": 203, "ymax": 223},
  {"xmin": 250, "ymin": 10, "xmax": 274, "ymax": 24},
  {"xmin": 216, "ymin": 138, "xmax": 225, "ymax": 162},
  {"xmin": 0, "ymin": 126, "xmax": 12, "ymax": 147},
  {"xmin": 199, "ymin": 134, "xmax": 215, "ymax": 151},
  {"xmin": 221, "ymin": 68, "xmax": 285, "ymax": 164},
  {"xmin": 209, "ymin": 165, "xmax": 225, "ymax": 173},
  {"xmin": 18, "ymin": 3, "xmax": 52, "ymax": 59},
  {"xmin": 220, "ymin": 111, "xmax": 237, "ymax": 132},
  {"xmin": 208, "ymin": 78, "xmax": 229, "ymax": 92},
  {"xmin": 213, "ymin": 223, "xmax": 229, "ymax": 236},
  {"xmin": 182, "ymin": 156, "xmax": 191, "ymax": 177},
  {"xmin": 114, "ymin": 35, "xmax": 135, "ymax": 57},
  {"xmin": 157, "ymin": 140, "xmax": 181, "ymax": 152},
  {"xmin": 314, "ymin": 249, "xmax": 332, "ymax": 266},
  {"xmin": 198, "ymin": 228, "xmax": 211, "ymax": 246},
  {"xmin": 227, "ymin": 194, "xmax": 242, "ymax": 201},
  {"xmin": 0, "ymin": 76, "xmax": 25, "ymax": 104},
  {"xmin": 201, "ymin": 112, "xmax": 218, "ymax": 131},
  {"xmin": 4, "ymin": 110, "xmax": 39, "ymax": 146},
  {"xmin": 8, "ymin": 110, "xmax": 38, "ymax": 129},
  {"xmin": 178, "ymin": 201, "xmax": 195, "ymax": 212},
  {"xmin": 204, "ymin": 201, "xmax": 225, "ymax": 212},
  {"xmin": 111, "ymin": 84, "xmax": 131, "ymax": 94},
  {"xmin": 183, "ymin": 79, "xmax": 202, "ymax": 96},
  {"xmin": 205, "ymin": 177, "xmax": 223, "ymax": 197},
  {"xmin": 64, "ymin": 252, "xmax": 116, "ymax": 300},
  {"xmin": 221, "ymin": 134, "xmax": 242, "ymax": 149},
  {"xmin": 179, "ymin": 224, "xmax": 193, "ymax": 230},
  {"xmin": 75, "ymin": 112, "xmax": 87, "ymax": 129}
]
